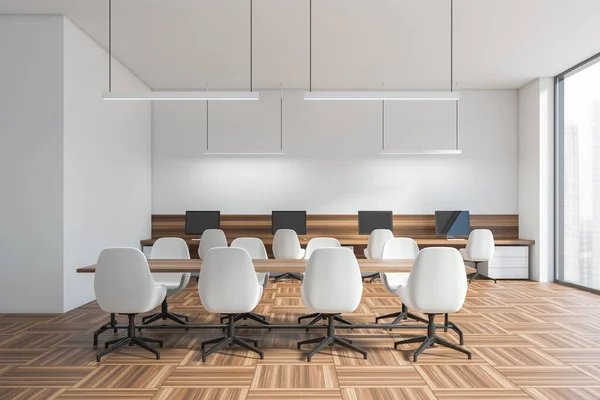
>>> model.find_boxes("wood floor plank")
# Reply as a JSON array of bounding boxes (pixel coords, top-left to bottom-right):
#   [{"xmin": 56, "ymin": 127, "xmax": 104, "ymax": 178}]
[
  {"xmin": 0, "ymin": 388, "xmax": 64, "ymax": 400},
  {"xmin": 519, "ymin": 333, "xmax": 598, "ymax": 349},
  {"xmin": 0, "ymin": 349, "xmax": 47, "ymax": 365},
  {"xmin": 73, "ymin": 365, "xmax": 174, "ymax": 389},
  {"xmin": 336, "ymin": 366, "xmax": 426, "ymax": 388},
  {"xmin": 0, "ymin": 366, "xmax": 95, "ymax": 388},
  {"xmin": 495, "ymin": 366, "xmax": 600, "ymax": 387},
  {"xmin": 153, "ymin": 387, "xmax": 248, "ymax": 400},
  {"xmin": 433, "ymin": 388, "xmax": 532, "ymax": 399},
  {"xmin": 525, "ymin": 387, "xmax": 600, "ymax": 400},
  {"xmin": 341, "ymin": 387, "xmax": 437, "ymax": 400},
  {"xmin": 473, "ymin": 347, "xmax": 565, "ymax": 366},
  {"xmin": 55, "ymin": 389, "xmax": 157, "ymax": 399},
  {"xmin": 163, "ymin": 366, "xmax": 255, "ymax": 387},
  {"xmin": 248, "ymin": 389, "xmax": 342, "ymax": 399},
  {"xmin": 415, "ymin": 365, "xmax": 517, "ymax": 389},
  {"xmin": 545, "ymin": 349, "xmax": 600, "ymax": 365},
  {"xmin": 251, "ymin": 365, "xmax": 339, "ymax": 388}
]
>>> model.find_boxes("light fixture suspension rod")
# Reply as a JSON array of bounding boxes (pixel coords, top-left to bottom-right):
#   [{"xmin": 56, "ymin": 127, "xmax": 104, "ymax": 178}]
[
  {"xmin": 309, "ymin": 0, "xmax": 312, "ymax": 92},
  {"xmin": 250, "ymin": 0, "xmax": 253, "ymax": 92},
  {"xmin": 108, "ymin": 0, "xmax": 112, "ymax": 92},
  {"xmin": 450, "ymin": 0, "xmax": 453, "ymax": 92}
]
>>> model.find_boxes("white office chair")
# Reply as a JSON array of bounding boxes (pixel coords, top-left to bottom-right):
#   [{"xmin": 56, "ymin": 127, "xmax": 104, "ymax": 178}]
[
  {"xmin": 198, "ymin": 247, "xmax": 264, "ymax": 362},
  {"xmin": 272, "ymin": 229, "xmax": 305, "ymax": 282},
  {"xmin": 227, "ymin": 237, "xmax": 271, "ymax": 325},
  {"xmin": 198, "ymin": 229, "xmax": 228, "ymax": 259},
  {"xmin": 394, "ymin": 247, "xmax": 471, "ymax": 362},
  {"xmin": 298, "ymin": 238, "xmax": 350, "ymax": 327},
  {"xmin": 94, "ymin": 248, "xmax": 166, "ymax": 361},
  {"xmin": 195, "ymin": 229, "xmax": 228, "ymax": 281},
  {"xmin": 298, "ymin": 248, "xmax": 366, "ymax": 361},
  {"xmin": 460, "ymin": 229, "xmax": 496, "ymax": 284},
  {"xmin": 363, "ymin": 229, "xmax": 394, "ymax": 281},
  {"xmin": 375, "ymin": 238, "xmax": 427, "ymax": 325},
  {"xmin": 141, "ymin": 238, "xmax": 191, "ymax": 327}
]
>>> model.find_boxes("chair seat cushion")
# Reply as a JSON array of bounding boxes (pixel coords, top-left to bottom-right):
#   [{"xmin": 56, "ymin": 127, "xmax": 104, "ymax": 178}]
[{"xmin": 382, "ymin": 273, "xmax": 410, "ymax": 294}]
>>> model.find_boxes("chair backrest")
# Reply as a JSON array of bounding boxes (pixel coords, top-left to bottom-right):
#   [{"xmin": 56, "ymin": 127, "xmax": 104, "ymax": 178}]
[
  {"xmin": 231, "ymin": 237, "xmax": 268, "ymax": 259},
  {"xmin": 198, "ymin": 229, "xmax": 228, "ymax": 259},
  {"xmin": 304, "ymin": 237, "xmax": 341, "ymax": 259},
  {"xmin": 465, "ymin": 229, "xmax": 495, "ymax": 261},
  {"xmin": 381, "ymin": 237, "xmax": 419, "ymax": 259},
  {"xmin": 94, "ymin": 248, "xmax": 158, "ymax": 313},
  {"xmin": 198, "ymin": 247, "xmax": 261, "ymax": 314},
  {"xmin": 404, "ymin": 247, "xmax": 467, "ymax": 313},
  {"xmin": 272, "ymin": 229, "xmax": 303, "ymax": 259},
  {"xmin": 149, "ymin": 237, "xmax": 191, "ymax": 286},
  {"xmin": 365, "ymin": 229, "xmax": 394, "ymax": 259},
  {"xmin": 302, "ymin": 248, "xmax": 362, "ymax": 313}
]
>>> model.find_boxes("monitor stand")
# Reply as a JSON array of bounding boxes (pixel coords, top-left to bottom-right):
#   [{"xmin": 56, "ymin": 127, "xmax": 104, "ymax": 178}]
[{"xmin": 446, "ymin": 235, "xmax": 465, "ymax": 241}]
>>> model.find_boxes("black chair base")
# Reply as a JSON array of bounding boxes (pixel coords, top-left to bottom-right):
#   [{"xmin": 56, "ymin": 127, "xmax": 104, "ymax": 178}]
[
  {"xmin": 96, "ymin": 314, "xmax": 163, "ymax": 362},
  {"xmin": 274, "ymin": 273, "xmax": 303, "ymax": 282},
  {"xmin": 394, "ymin": 314, "xmax": 471, "ymax": 362},
  {"xmin": 200, "ymin": 314, "xmax": 264, "ymax": 362},
  {"xmin": 375, "ymin": 304, "xmax": 429, "ymax": 325},
  {"xmin": 93, "ymin": 313, "xmax": 120, "ymax": 347},
  {"xmin": 220, "ymin": 312, "xmax": 270, "ymax": 325},
  {"xmin": 297, "ymin": 314, "xmax": 367, "ymax": 362},
  {"xmin": 142, "ymin": 298, "xmax": 189, "ymax": 326},
  {"xmin": 298, "ymin": 313, "xmax": 352, "ymax": 331},
  {"xmin": 361, "ymin": 272, "xmax": 379, "ymax": 282},
  {"xmin": 468, "ymin": 261, "xmax": 497, "ymax": 284}
]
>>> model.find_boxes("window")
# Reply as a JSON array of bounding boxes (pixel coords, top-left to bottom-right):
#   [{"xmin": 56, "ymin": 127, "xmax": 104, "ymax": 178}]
[{"xmin": 556, "ymin": 53, "xmax": 600, "ymax": 290}]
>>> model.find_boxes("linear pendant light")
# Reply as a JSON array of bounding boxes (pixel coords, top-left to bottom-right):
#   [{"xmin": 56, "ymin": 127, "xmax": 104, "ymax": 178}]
[
  {"xmin": 303, "ymin": 0, "xmax": 458, "ymax": 102},
  {"xmin": 102, "ymin": 0, "xmax": 258, "ymax": 101},
  {"xmin": 379, "ymin": 0, "xmax": 461, "ymax": 155}
]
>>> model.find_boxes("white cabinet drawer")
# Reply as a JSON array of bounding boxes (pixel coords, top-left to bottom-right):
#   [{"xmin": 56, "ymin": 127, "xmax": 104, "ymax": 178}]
[
  {"xmin": 494, "ymin": 246, "xmax": 529, "ymax": 258},
  {"xmin": 489, "ymin": 258, "xmax": 528, "ymax": 269},
  {"xmin": 489, "ymin": 267, "xmax": 529, "ymax": 279}
]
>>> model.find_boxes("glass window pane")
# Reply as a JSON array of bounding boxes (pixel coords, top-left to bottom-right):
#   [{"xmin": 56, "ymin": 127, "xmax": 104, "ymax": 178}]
[{"xmin": 559, "ymin": 58, "xmax": 600, "ymax": 289}]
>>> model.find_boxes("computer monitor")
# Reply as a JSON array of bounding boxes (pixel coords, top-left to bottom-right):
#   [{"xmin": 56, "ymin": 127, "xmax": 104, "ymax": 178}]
[
  {"xmin": 271, "ymin": 211, "xmax": 307, "ymax": 234},
  {"xmin": 358, "ymin": 211, "xmax": 393, "ymax": 235},
  {"xmin": 185, "ymin": 211, "xmax": 220, "ymax": 235},
  {"xmin": 435, "ymin": 211, "xmax": 470, "ymax": 239}
]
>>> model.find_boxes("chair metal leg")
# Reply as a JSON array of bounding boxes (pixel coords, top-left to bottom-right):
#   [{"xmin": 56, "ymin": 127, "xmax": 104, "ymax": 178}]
[
  {"xmin": 298, "ymin": 313, "xmax": 321, "ymax": 323},
  {"xmin": 435, "ymin": 336, "xmax": 472, "ymax": 359},
  {"xmin": 274, "ymin": 273, "xmax": 302, "ymax": 282},
  {"xmin": 297, "ymin": 336, "xmax": 327, "ymax": 349},
  {"xmin": 394, "ymin": 336, "xmax": 428, "ymax": 348},
  {"xmin": 111, "ymin": 313, "xmax": 118, "ymax": 333},
  {"xmin": 446, "ymin": 322, "xmax": 464, "ymax": 345},
  {"xmin": 200, "ymin": 314, "xmax": 264, "ymax": 362},
  {"xmin": 96, "ymin": 338, "xmax": 130, "ymax": 362},
  {"xmin": 298, "ymin": 315, "xmax": 367, "ymax": 362},
  {"xmin": 412, "ymin": 336, "xmax": 435, "ymax": 361},
  {"xmin": 393, "ymin": 314, "xmax": 471, "ymax": 362},
  {"xmin": 132, "ymin": 337, "xmax": 161, "ymax": 359},
  {"xmin": 142, "ymin": 299, "xmax": 190, "ymax": 326},
  {"xmin": 233, "ymin": 338, "xmax": 264, "ymax": 359},
  {"xmin": 444, "ymin": 313, "xmax": 449, "ymax": 332},
  {"xmin": 333, "ymin": 315, "xmax": 353, "ymax": 325},
  {"xmin": 376, "ymin": 304, "xmax": 427, "ymax": 325},
  {"xmin": 307, "ymin": 337, "xmax": 334, "ymax": 362},
  {"xmin": 334, "ymin": 337, "xmax": 367, "ymax": 359},
  {"xmin": 469, "ymin": 261, "xmax": 497, "ymax": 284},
  {"xmin": 96, "ymin": 314, "xmax": 162, "ymax": 362}
]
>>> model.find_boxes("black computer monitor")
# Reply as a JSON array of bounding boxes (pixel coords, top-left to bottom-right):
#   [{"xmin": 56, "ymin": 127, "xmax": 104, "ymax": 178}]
[
  {"xmin": 185, "ymin": 211, "xmax": 220, "ymax": 235},
  {"xmin": 435, "ymin": 211, "xmax": 470, "ymax": 239},
  {"xmin": 358, "ymin": 211, "xmax": 393, "ymax": 235},
  {"xmin": 271, "ymin": 211, "xmax": 307, "ymax": 234}
]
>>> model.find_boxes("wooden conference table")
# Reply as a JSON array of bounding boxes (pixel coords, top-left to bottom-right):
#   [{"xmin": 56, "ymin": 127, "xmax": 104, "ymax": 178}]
[{"xmin": 77, "ymin": 258, "xmax": 477, "ymax": 274}]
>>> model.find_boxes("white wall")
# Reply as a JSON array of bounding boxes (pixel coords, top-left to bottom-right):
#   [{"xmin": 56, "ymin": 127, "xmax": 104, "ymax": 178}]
[
  {"xmin": 0, "ymin": 16, "xmax": 65, "ymax": 312},
  {"xmin": 518, "ymin": 78, "xmax": 555, "ymax": 282},
  {"xmin": 62, "ymin": 19, "xmax": 152, "ymax": 311},
  {"xmin": 152, "ymin": 90, "xmax": 518, "ymax": 215}
]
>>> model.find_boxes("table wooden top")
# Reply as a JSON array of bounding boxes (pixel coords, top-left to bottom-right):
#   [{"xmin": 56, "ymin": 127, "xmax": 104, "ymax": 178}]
[
  {"xmin": 140, "ymin": 237, "xmax": 534, "ymax": 247},
  {"xmin": 77, "ymin": 258, "xmax": 477, "ymax": 274}
]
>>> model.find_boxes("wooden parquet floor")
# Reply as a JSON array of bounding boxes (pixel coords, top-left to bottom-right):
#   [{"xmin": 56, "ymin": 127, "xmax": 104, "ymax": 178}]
[{"xmin": 1, "ymin": 280, "xmax": 600, "ymax": 399}]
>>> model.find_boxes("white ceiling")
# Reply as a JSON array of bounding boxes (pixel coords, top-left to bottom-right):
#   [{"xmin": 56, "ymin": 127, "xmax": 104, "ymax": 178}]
[{"xmin": 1, "ymin": 0, "xmax": 599, "ymax": 90}]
